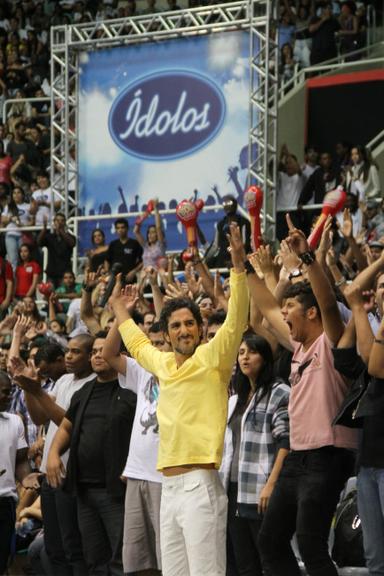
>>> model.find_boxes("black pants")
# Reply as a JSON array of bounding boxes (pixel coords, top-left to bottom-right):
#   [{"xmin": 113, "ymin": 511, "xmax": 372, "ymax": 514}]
[
  {"xmin": 40, "ymin": 477, "xmax": 88, "ymax": 576},
  {"xmin": 0, "ymin": 496, "xmax": 15, "ymax": 575},
  {"xmin": 258, "ymin": 447, "xmax": 355, "ymax": 576},
  {"xmin": 227, "ymin": 483, "xmax": 263, "ymax": 576},
  {"xmin": 77, "ymin": 485, "xmax": 124, "ymax": 576}
]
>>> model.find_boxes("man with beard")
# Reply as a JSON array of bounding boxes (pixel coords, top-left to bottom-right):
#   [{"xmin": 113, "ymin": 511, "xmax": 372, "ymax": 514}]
[{"xmin": 110, "ymin": 223, "xmax": 249, "ymax": 576}]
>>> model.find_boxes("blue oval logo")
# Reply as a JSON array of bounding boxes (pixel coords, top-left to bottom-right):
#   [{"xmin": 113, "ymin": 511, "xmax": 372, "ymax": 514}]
[{"xmin": 108, "ymin": 70, "xmax": 226, "ymax": 161}]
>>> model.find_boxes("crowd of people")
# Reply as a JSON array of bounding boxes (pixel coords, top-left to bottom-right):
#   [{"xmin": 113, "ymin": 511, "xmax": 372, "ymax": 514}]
[
  {"xmin": 278, "ymin": 0, "xmax": 376, "ymax": 83},
  {"xmin": 0, "ymin": 1, "xmax": 384, "ymax": 576},
  {"xmin": 0, "ymin": 174, "xmax": 383, "ymax": 576}
]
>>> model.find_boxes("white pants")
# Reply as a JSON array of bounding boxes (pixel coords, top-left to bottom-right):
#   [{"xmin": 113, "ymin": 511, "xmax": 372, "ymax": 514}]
[{"xmin": 160, "ymin": 469, "xmax": 228, "ymax": 576}]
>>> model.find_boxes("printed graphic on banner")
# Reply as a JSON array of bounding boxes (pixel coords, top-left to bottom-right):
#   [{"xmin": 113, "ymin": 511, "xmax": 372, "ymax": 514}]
[{"xmin": 78, "ymin": 30, "xmax": 254, "ymax": 254}]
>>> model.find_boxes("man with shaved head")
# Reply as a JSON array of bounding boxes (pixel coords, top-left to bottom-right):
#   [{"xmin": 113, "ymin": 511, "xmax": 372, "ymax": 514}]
[{"xmin": 13, "ymin": 334, "xmax": 95, "ymax": 576}]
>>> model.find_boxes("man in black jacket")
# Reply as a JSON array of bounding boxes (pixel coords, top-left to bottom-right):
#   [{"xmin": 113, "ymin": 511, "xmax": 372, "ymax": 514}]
[
  {"xmin": 298, "ymin": 152, "xmax": 342, "ymax": 235},
  {"xmin": 46, "ymin": 332, "xmax": 137, "ymax": 576}
]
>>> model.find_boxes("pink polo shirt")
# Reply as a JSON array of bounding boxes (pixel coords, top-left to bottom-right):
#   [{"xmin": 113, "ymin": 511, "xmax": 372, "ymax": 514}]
[{"xmin": 289, "ymin": 332, "xmax": 357, "ymax": 451}]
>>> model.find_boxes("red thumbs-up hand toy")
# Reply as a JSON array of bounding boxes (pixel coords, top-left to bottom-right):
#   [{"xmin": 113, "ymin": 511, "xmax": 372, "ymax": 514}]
[
  {"xmin": 307, "ymin": 186, "xmax": 346, "ymax": 249},
  {"xmin": 244, "ymin": 185, "xmax": 264, "ymax": 250},
  {"xmin": 135, "ymin": 198, "xmax": 156, "ymax": 226},
  {"xmin": 176, "ymin": 199, "xmax": 204, "ymax": 248}
]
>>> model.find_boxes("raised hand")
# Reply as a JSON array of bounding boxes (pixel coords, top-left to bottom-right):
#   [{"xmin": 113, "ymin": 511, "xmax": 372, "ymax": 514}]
[
  {"xmin": 13, "ymin": 315, "xmax": 33, "ymax": 337},
  {"xmin": 254, "ymin": 245, "xmax": 274, "ymax": 276},
  {"xmin": 340, "ymin": 208, "xmax": 353, "ymax": 239},
  {"xmin": 227, "ymin": 222, "xmax": 246, "ymax": 271},
  {"xmin": 278, "ymin": 239, "xmax": 301, "ymax": 273},
  {"xmin": 164, "ymin": 280, "xmax": 190, "ymax": 302},
  {"xmin": 285, "ymin": 214, "xmax": 309, "ymax": 255}
]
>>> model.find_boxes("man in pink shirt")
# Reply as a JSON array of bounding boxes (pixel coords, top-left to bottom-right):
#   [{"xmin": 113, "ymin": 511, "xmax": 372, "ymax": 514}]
[{"xmin": 248, "ymin": 215, "xmax": 356, "ymax": 576}]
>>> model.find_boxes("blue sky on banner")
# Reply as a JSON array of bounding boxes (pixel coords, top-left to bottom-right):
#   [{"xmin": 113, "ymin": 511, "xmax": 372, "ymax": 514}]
[{"xmin": 78, "ymin": 30, "xmax": 252, "ymax": 253}]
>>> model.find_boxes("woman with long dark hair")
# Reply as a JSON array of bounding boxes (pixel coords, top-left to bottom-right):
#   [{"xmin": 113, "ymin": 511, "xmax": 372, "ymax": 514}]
[
  {"xmin": 346, "ymin": 144, "xmax": 381, "ymax": 201},
  {"xmin": 221, "ymin": 330, "xmax": 290, "ymax": 575},
  {"xmin": 1, "ymin": 186, "xmax": 33, "ymax": 272}
]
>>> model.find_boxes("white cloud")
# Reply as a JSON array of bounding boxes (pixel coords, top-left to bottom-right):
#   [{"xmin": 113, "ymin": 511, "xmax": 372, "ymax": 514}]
[
  {"xmin": 207, "ymin": 34, "xmax": 242, "ymax": 70},
  {"xmin": 79, "ymin": 89, "xmax": 125, "ymax": 167}
]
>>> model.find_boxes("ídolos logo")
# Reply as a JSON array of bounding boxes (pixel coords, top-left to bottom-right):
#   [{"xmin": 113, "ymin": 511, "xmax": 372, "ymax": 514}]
[{"xmin": 108, "ymin": 71, "xmax": 226, "ymax": 161}]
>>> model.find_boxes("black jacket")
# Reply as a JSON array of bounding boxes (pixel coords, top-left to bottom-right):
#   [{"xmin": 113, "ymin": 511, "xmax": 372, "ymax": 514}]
[
  {"xmin": 64, "ymin": 377, "xmax": 136, "ymax": 498},
  {"xmin": 332, "ymin": 347, "xmax": 384, "ymax": 428}
]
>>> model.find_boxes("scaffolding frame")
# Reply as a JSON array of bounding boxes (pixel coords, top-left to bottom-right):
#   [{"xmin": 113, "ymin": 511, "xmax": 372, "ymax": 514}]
[{"xmin": 50, "ymin": 0, "xmax": 278, "ymax": 239}]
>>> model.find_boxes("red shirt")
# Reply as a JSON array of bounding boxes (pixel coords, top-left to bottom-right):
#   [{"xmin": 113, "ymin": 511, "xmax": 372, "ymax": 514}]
[
  {"xmin": 0, "ymin": 257, "xmax": 13, "ymax": 303},
  {"xmin": 15, "ymin": 261, "xmax": 41, "ymax": 297},
  {"xmin": 0, "ymin": 156, "xmax": 13, "ymax": 185}
]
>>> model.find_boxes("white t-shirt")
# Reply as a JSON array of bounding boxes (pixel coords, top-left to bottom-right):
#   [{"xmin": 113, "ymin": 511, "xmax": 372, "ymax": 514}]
[
  {"xmin": 32, "ymin": 187, "xmax": 62, "ymax": 226},
  {"xmin": 119, "ymin": 357, "xmax": 162, "ymax": 483},
  {"xmin": 0, "ymin": 412, "xmax": 27, "ymax": 500},
  {"xmin": 40, "ymin": 372, "xmax": 95, "ymax": 473},
  {"xmin": 3, "ymin": 203, "xmax": 31, "ymax": 236},
  {"xmin": 277, "ymin": 172, "xmax": 305, "ymax": 210},
  {"xmin": 67, "ymin": 299, "xmax": 89, "ymax": 338}
]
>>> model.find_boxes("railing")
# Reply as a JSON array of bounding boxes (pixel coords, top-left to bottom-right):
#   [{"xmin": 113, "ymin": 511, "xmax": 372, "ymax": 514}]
[
  {"xmin": 367, "ymin": 129, "xmax": 384, "ymax": 152},
  {"xmin": 2, "ymin": 96, "xmax": 50, "ymax": 125},
  {"xmin": 278, "ymin": 40, "xmax": 384, "ymax": 101}
]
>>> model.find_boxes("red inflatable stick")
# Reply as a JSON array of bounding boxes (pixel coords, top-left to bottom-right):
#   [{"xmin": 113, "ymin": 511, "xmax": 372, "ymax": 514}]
[
  {"xmin": 176, "ymin": 199, "xmax": 204, "ymax": 249},
  {"xmin": 307, "ymin": 186, "xmax": 347, "ymax": 249},
  {"xmin": 244, "ymin": 185, "xmax": 264, "ymax": 250},
  {"xmin": 135, "ymin": 198, "xmax": 156, "ymax": 226}
]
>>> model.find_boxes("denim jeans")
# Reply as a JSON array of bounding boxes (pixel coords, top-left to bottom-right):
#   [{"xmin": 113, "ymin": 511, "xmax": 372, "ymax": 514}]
[
  {"xmin": 40, "ymin": 477, "xmax": 88, "ymax": 576},
  {"xmin": 5, "ymin": 234, "xmax": 21, "ymax": 273},
  {"xmin": 357, "ymin": 467, "xmax": 384, "ymax": 575},
  {"xmin": 258, "ymin": 447, "xmax": 355, "ymax": 576}
]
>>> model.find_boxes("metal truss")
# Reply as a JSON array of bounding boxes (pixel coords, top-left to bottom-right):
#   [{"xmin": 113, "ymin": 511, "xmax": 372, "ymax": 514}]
[
  {"xmin": 249, "ymin": 0, "xmax": 279, "ymax": 240},
  {"xmin": 50, "ymin": 0, "xmax": 278, "ymax": 238}
]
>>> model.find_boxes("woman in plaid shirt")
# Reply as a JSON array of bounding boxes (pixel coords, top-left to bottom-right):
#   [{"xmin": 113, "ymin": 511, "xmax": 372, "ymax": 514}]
[{"xmin": 221, "ymin": 331, "xmax": 290, "ymax": 576}]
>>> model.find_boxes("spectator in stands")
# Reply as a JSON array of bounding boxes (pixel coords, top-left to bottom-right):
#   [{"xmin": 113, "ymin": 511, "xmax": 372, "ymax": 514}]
[
  {"xmin": 337, "ymin": 0, "xmax": 360, "ymax": 57},
  {"xmin": 334, "ymin": 140, "xmax": 351, "ymax": 170},
  {"xmin": 0, "ymin": 139, "xmax": 12, "ymax": 185},
  {"xmin": 27, "ymin": 126, "xmax": 50, "ymax": 170},
  {"xmin": 46, "ymin": 333, "xmax": 136, "ymax": 576},
  {"xmin": 37, "ymin": 213, "xmax": 76, "ymax": 287},
  {"xmin": 309, "ymin": 2, "xmax": 340, "ymax": 65},
  {"xmin": 30, "ymin": 171, "xmax": 61, "ymax": 226},
  {"xmin": 103, "ymin": 320, "xmax": 171, "ymax": 575},
  {"xmin": 111, "ymin": 223, "xmax": 249, "ymax": 576},
  {"xmin": 0, "ymin": 241, "xmax": 13, "ymax": 318},
  {"xmin": 12, "ymin": 334, "xmax": 95, "ymax": 576},
  {"xmin": 6, "ymin": 121, "xmax": 39, "ymax": 182},
  {"xmin": 276, "ymin": 145, "xmax": 305, "ymax": 240},
  {"xmin": 56, "ymin": 270, "xmax": 82, "ymax": 313},
  {"xmin": 221, "ymin": 331, "xmax": 290, "ymax": 576},
  {"xmin": 293, "ymin": 3, "xmax": 313, "ymax": 68},
  {"xmin": 15, "ymin": 243, "xmax": 41, "ymax": 298},
  {"xmin": 0, "ymin": 370, "xmax": 32, "ymax": 575},
  {"xmin": 346, "ymin": 145, "xmax": 381, "ymax": 201},
  {"xmin": 106, "ymin": 218, "xmax": 143, "ymax": 283},
  {"xmin": 336, "ymin": 194, "xmax": 364, "ymax": 239},
  {"xmin": 87, "ymin": 227, "xmax": 108, "ymax": 273},
  {"xmin": 298, "ymin": 151, "xmax": 342, "ymax": 233},
  {"xmin": 1, "ymin": 185, "xmax": 33, "ymax": 271},
  {"xmin": 280, "ymin": 42, "xmax": 296, "ymax": 83},
  {"xmin": 251, "ymin": 216, "xmax": 356, "ymax": 576},
  {"xmin": 278, "ymin": 0, "xmax": 296, "ymax": 49},
  {"xmin": 205, "ymin": 195, "xmax": 251, "ymax": 268},
  {"xmin": 133, "ymin": 198, "xmax": 166, "ymax": 270},
  {"xmin": 301, "ymin": 145, "xmax": 319, "ymax": 181}
]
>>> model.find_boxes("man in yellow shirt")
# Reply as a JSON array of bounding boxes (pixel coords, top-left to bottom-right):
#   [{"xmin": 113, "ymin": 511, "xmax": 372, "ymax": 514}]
[{"xmin": 109, "ymin": 223, "xmax": 249, "ymax": 576}]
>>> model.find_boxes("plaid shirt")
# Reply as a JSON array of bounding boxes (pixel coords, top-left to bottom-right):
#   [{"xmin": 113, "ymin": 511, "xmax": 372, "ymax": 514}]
[{"xmin": 220, "ymin": 380, "xmax": 290, "ymax": 505}]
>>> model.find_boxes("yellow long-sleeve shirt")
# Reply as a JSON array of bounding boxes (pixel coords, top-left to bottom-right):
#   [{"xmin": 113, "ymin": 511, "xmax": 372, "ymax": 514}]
[{"xmin": 119, "ymin": 270, "xmax": 249, "ymax": 470}]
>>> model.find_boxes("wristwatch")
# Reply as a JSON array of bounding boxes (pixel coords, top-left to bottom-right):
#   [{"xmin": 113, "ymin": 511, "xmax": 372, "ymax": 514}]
[
  {"xmin": 288, "ymin": 268, "xmax": 303, "ymax": 281},
  {"xmin": 299, "ymin": 250, "xmax": 316, "ymax": 266}
]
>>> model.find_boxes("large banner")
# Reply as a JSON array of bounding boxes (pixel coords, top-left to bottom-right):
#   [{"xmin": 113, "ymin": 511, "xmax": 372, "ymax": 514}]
[{"xmin": 78, "ymin": 30, "xmax": 252, "ymax": 254}]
